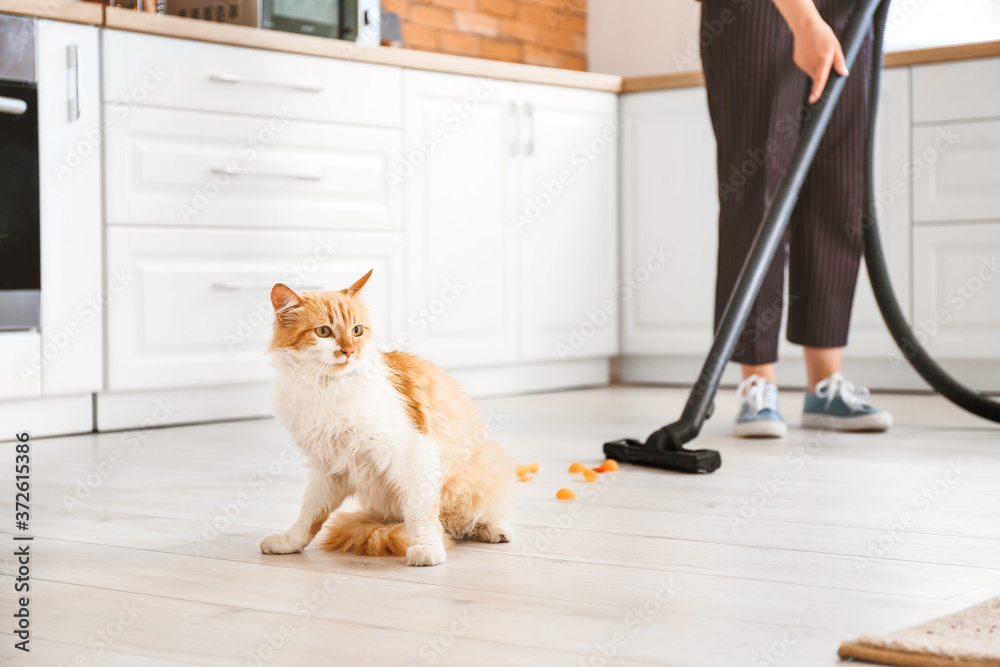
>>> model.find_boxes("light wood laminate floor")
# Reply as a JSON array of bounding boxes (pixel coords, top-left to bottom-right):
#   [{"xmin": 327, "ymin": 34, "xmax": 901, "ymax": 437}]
[{"xmin": 2, "ymin": 386, "xmax": 999, "ymax": 666}]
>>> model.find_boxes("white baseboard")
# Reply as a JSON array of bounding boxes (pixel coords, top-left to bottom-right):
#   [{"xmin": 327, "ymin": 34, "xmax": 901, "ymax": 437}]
[
  {"xmin": 0, "ymin": 393, "xmax": 94, "ymax": 441},
  {"xmin": 96, "ymin": 382, "xmax": 273, "ymax": 432},
  {"xmin": 93, "ymin": 358, "xmax": 612, "ymax": 431},
  {"xmin": 621, "ymin": 355, "xmax": 1000, "ymax": 393},
  {"xmin": 452, "ymin": 358, "xmax": 611, "ymax": 399}
]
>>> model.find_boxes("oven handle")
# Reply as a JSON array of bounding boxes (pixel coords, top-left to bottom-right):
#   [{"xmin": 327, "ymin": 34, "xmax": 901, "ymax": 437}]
[{"xmin": 0, "ymin": 96, "xmax": 28, "ymax": 116}]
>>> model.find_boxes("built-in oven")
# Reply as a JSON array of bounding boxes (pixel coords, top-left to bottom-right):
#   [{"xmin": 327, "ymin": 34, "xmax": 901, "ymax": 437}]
[{"xmin": 0, "ymin": 14, "xmax": 40, "ymax": 332}]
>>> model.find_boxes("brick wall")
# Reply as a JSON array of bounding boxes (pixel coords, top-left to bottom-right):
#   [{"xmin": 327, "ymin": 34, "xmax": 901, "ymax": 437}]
[{"xmin": 383, "ymin": 0, "xmax": 588, "ymax": 71}]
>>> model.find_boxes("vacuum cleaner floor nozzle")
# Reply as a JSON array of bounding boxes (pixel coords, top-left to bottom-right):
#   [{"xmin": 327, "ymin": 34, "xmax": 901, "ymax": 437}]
[{"xmin": 603, "ymin": 438, "xmax": 722, "ymax": 474}]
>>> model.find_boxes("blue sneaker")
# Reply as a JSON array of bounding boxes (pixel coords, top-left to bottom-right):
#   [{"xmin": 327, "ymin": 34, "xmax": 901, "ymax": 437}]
[
  {"xmin": 803, "ymin": 373, "xmax": 893, "ymax": 432},
  {"xmin": 734, "ymin": 375, "xmax": 787, "ymax": 438}
]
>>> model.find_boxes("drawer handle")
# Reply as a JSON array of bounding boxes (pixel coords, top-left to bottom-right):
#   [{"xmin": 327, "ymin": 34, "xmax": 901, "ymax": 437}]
[
  {"xmin": 210, "ymin": 167, "xmax": 323, "ymax": 182},
  {"xmin": 213, "ymin": 282, "xmax": 325, "ymax": 291},
  {"xmin": 0, "ymin": 96, "xmax": 28, "ymax": 116},
  {"xmin": 209, "ymin": 73, "xmax": 324, "ymax": 93}
]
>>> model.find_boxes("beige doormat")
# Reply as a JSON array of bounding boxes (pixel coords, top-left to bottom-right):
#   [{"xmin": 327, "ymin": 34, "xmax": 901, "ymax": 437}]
[{"xmin": 838, "ymin": 598, "xmax": 1000, "ymax": 666}]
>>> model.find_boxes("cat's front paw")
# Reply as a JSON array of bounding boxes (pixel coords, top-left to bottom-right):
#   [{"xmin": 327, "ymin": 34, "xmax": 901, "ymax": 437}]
[
  {"xmin": 406, "ymin": 543, "xmax": 447, "ymax": 567},
  {"xmin": 260, "ymin": 531, "xmax": 307, "ymax": 555},
  {"xmin": 477, "ymin": 522, "xmax": 513, "ymax": 544}
]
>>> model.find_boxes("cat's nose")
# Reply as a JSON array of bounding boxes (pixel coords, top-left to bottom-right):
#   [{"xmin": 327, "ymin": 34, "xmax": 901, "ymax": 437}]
[{"xmin": 340, "ymin": 348, "xmax": 353, "ymax": 358}]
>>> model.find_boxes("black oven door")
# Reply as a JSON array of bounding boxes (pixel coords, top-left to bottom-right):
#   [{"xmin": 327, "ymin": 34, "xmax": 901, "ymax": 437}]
[{"xmin": 0, "ymin": 78, "xmax": 41, "ymax": 331}]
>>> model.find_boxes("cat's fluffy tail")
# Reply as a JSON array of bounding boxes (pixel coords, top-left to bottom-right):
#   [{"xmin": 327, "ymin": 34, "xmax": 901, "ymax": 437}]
[{"xmin": 315, "ymin": 512, "xmax": 410, "ymax": 557}]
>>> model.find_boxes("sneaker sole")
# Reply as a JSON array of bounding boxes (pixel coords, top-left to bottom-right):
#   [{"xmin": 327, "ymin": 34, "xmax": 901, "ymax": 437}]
[
  {"xmin": 734, "ymin": 420, "xmax": 788, "ymax": 438},
  {"xmin": 801, "ymin": 412, "xmax": 893, "ymax": 432}
]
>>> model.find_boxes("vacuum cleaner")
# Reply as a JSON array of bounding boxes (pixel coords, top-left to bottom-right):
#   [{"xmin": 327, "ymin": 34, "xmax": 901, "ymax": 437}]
[{"xmin": 604, "ymin": 0, "xmax": 1000, "ymax": 474}]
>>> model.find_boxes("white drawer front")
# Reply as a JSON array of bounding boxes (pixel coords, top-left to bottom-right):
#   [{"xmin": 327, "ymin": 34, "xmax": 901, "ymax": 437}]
[
  {"xmin": 912, "ymin": 57, "xmax": 1000, "ymax": 123},
  {"xmin": 912, "ymin": 224, "xmax": 1000, "ymax": 361},
  {"xmin": 106, "ymin": 227, "xmax": 403, "ymax": 391},
  {"xmin": 0, "ymin": 332, "xmax": 42, "ymax": 400},
  {"xmin": 106, "ymin": 106, "xmax": 402, "ymax": 229},
  {"xmin": 102, "ymin": 30, "xmax": 401, "ymax": 127},
  {"xmin": 913, "ymin": 120, "xmax": 1000, "ymax": 223}
]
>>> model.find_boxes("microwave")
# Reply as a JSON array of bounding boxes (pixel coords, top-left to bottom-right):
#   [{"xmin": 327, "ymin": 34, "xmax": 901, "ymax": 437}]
[{"xmin": 261, "ymin": 0, "xmax": 381, "ymax": 45}]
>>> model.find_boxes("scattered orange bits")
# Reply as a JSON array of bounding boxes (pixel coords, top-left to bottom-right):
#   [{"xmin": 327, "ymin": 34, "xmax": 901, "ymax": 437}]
[
  {"xmin": 556, "ymin": 488, "xmax": 576, "ymax": 500},
  {"xmin": 514, "ymin": 465, "xmax": 532, "ymax": 477},
  {"xmin": 519, "ymin": 474, "xmax": 534, "ymax": 482},
  {"xmin": 602, "ymin": 459, "xmax": 620, "ymax": 471},
  {"xmin": 583, "ymin": 469, "xmax": 599, "ymax": 482},
  {"xmin": 529, "ymin": 462, "xmax": 539, "ymax": 473},
  {"xmin": 568, "ymin": 462, "xmax": 587, "ymax": 473}
]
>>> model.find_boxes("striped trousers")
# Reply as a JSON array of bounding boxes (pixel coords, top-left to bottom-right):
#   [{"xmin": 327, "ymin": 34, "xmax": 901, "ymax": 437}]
[{"xmin": 700, "ymin": 0, "xmax": 874, "ymax": 365}]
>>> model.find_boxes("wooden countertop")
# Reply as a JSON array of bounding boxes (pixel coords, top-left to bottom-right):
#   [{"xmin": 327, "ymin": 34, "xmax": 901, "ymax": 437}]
[
  {"xmin": 0, "ymin": 0, "xmax": 102, "ymax": 24},
  {"xmin": 622, "ymin": 40, "xmax": 1000, "ymax": 93}
]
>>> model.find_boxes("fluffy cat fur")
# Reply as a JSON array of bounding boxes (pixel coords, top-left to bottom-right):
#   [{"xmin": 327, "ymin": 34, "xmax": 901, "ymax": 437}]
[{"xmin": 260, "ymin": 270, "xmax": 514, "ymax": 566}]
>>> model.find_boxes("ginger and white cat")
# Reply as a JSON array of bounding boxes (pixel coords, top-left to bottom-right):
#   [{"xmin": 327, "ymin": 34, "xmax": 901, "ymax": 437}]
[{"xmin": 259, "ymin": 270, "xmax": 513, "ymax": 566}]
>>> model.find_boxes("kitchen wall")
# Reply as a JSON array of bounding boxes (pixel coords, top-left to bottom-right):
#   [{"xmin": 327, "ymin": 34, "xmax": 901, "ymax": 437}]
[
  {"xmin": 587, "ymin": 0, "xmax": 1000, "ymax": 77},
  {"xmin": 383, "ymin": 0, "xmax": 587, "ymax": 70}
]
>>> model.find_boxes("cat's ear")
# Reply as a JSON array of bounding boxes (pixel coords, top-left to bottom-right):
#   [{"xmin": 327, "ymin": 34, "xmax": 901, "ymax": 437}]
[
  {"xmin": 271, "ymin": 283, "xmax": 301, "ymax": 322},
  {"xmin": 345, "ymin": 269, "xmax": 373, "ymax": 297}
]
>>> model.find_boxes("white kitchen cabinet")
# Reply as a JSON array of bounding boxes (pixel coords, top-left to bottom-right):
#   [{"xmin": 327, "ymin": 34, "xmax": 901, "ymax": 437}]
[
  {"xmin": 102, "ymin": 30, "xmax": 402, "ymax": 127},
  {"xmin": 620, "ymin": 87, "xmax": 719, "ymax": 357},
  {"xmin": 105, "ymin": 106, "xmax": 402, "ymax": 229},
  {"xmin": 402, "ymin": 72, "xmax": 619, "ymax": 368},
  {"xmin": 37, "ymin": 20, "xmax": 103, "ymax": 396},
  {"xmin": 105, "ymin": 227, "xmax": 402, "ymax": 391},
  {"xmin": 402, "ymin": 71, "xmax": 519, "ymax": 368},
  {"xmin": 515, "ymin": 83, "xmax": 619, "ymax": 362},
  {"xmin": 912, "ymin": 224, "xmax": 1000, "ymax": 361}
]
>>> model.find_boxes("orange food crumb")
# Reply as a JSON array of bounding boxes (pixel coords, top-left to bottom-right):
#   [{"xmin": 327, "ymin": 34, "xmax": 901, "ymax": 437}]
[
  {"xmin": 556, "ymin": 488, "xmax": 576, "ymax": 500},
  {"xmin": 519, "ymin": 474, "xmax": 534, "ymax": 482},
  {"xmin": 602, "ymin": 459, "xmax": 620, "ymax": 471},
  {"xmin": 583, "ymin": 469, "xmax": 599, "ymax": 482},
  {"xmin": 529, "ymin": 462, "xmax": 539, "ymax": 473},
  {"xmin": 514, "ymin": 465, "xmax": 532, "ymax": 477},
  {"xmin": 568, "ymin": 462, "xmax": 587, "ymax": 473}
]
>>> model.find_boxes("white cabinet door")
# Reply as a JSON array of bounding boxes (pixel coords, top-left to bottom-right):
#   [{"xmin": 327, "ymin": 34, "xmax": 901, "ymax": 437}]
[
  {"xmin": 620, "ymin": 88, "xmax": 719, "ymax": 355},
  {"xmin": 106, "ymin": 227, "xmax": 402, "ymax": 391},
  {"xmin": 912, "ymin": 224, "xmax": 1000, "ymax": 362},
  {"xmin": 37, "ymin": 21, "xmax": 102, "ymax": 396},
  {"xmin": 514, "ymin": 83, "xmax": 619, "ymax": 362},
  {"xmin": 845, "ymin": 67, "xmax": 912, "ymax": 360},
  {"xmin": 105, "ymin": 106, "xmax": 402, "ymax": 230},
  {"xmin": 402, "ymin": 71, "xmax": 518, "ymax": 368}
]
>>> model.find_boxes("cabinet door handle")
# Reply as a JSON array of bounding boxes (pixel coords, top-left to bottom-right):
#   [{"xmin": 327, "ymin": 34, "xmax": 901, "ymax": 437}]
[
  {"xmin": 210, "ymin": 167, "xmax": 323, "ymax": 182},
  {"xmin": 67, "ymin": 45, "xmax": 80, "ymax": 122},
  {"xmin": 213, "ymin": 281, "xmax": 325, "ymax": 291},
  {"xmin": 209, "ymin": 73, "xmax": 324, "ymax": 93},
  {"xmin": 0, "ymin": 96, "xmax": 27, "ymax": 116},
  {"xmin": 509, "ymin": 101, "xmax": 520, "ymax": 157},
  {"xmin": 523, "ymin": 101, "xmax": 535, "ymax": 156}
]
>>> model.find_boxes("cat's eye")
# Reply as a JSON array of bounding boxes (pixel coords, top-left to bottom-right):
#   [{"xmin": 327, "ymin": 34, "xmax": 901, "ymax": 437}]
[
  {"xmin": 352, "ymin": 325, "xmax": 364, "ymax": 336},
  {"xmin": 315, "ymin": 326, "xmax": 332, "ymax": 338}
]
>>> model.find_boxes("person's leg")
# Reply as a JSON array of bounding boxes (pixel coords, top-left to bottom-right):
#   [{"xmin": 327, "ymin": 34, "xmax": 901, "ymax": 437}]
[
  {"xmin": 742, "ymin": 363, "xmax": 777, "ymax": 385},
  {"xmin": 804, "ymin": 346, "xmax": 842, "ymax": 392}
]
